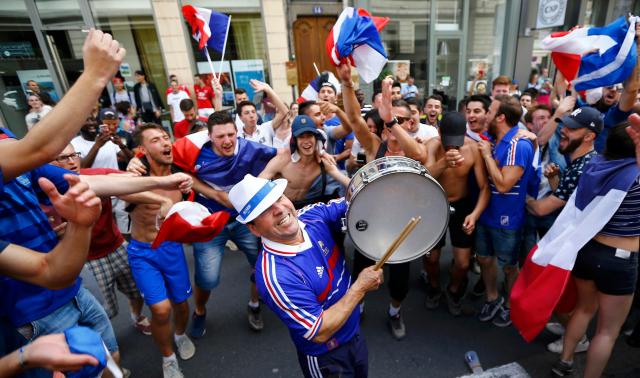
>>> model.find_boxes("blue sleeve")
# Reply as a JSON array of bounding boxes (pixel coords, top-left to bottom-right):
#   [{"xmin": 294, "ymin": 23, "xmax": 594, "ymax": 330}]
[
  {"xmin": 506, "ymin": 139, "xmax": 534, "ymax": 169},
  {"xmin": 575, "ymin": 97, "xmax": 587, "ymax": 108},
  {"xmin": 604, "ymin": 104, "xmax": 631, "ymax": 129},
  {"xmin": 258, "ymin": 257, "xmax": 323, "ymax": 341},
  {"xmin": 0, "ymin": 239, "xmax": 8, "ymax": 253},
  {"xmin": 298, "ymin": 198, "xmax": 347, "ymax": 234},
  {"xmin": 31, "ymin": 164, "xmax": 77, "ymax": 203}
]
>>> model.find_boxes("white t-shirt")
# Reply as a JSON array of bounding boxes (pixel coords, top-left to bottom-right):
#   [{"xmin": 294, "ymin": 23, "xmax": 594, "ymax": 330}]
[
  {"xmin": 71, "ymin": 136, "xmax": 121, "ymax": 170},
  {"xmin": 166, "ymin": 90, "xmax": 190, "ymax": 122},
  {"xmin": 237, "ymin": 121, "xmax": 276, "ymax": 147},
  {"xmin": 25, "ymin": 105, "xmax": 53, "ymax": 130},
  {"xmin": 410, "ymin": 123, "xmax": 438, "ymax": 141}
]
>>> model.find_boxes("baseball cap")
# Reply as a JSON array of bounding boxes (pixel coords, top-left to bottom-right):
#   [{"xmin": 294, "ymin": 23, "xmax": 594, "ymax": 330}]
[
  {"xmin": 556, "ymin": 107, "xmax": 604, "ymax": 134},
  {"xmin": 320, "ymin": 82, "xmax": 337, "ymax": 94},
  {"xmin": 98, "ymin": 108, "xmax": 117, "ymax": 121},
  {"xmin": 440, "ymin": 112, "xmax": 467, "ymax": 148},
  {"xmin": 291, "ymin": 115, "xmax": 325, "ymax": 141}
]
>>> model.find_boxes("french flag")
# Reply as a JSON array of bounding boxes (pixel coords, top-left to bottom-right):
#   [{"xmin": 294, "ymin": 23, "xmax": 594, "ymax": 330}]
[
  {"xmin": 152, "ymin": 201, "xmax": 229, "ymax": 249},
  {"xmin": 182, "ymin": 5, "xmax": 229, "ymax": 52},
  {"xmin": 296, "ymin": 71, "xmax": 341, "ymax": 103},
  {"xmin": 541, "ymin": 16, "xmax": 639, "ymax": 91},
  {"xmin": 326, "ymin": 7, "xmax": 389, "ymax": 83},
  {"xmin": 511, "ymin": 155, "xmax": 640, "ymax": 342}
]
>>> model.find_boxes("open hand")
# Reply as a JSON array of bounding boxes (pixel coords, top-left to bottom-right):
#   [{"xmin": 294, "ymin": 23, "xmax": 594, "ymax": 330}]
[
  {"xmin": 39, "ymin": 174, "xmax": 101, "ymax": 228},
  {"xmin": 23, "ymin": 333, "xmax": 99, "ymax": 372},
  {"xmin": 126, "ymin": 156, "xmax": 147, "ymax": 176}
]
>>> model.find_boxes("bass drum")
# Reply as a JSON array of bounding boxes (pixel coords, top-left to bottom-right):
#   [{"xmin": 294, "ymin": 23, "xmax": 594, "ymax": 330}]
[{"xmin": 346, "ymin": 156, "xmax": 449, "ymax": 264}]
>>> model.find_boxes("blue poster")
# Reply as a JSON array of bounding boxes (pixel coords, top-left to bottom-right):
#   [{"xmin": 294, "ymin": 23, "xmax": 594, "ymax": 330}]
[{"xmin": 231, "ymin": 60, "xmax": 265, "ymax": 103}]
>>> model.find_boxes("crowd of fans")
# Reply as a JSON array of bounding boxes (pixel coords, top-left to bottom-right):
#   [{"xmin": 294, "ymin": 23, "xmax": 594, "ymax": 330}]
[{"xmin": 2, "ymin": 26, "xmax": 640, "ymax": 378}]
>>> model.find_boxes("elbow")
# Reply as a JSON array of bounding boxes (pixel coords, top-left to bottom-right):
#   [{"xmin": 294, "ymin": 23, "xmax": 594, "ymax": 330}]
[
  {"xmin": 312, "ymin": 333, "xmax": 330, "ymax": 343},
  {"xmin": 495, "ymin": 185, "xmax": 512, "ymax": 194}
]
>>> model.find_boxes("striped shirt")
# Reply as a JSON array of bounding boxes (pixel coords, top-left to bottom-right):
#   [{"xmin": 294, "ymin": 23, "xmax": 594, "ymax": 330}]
[{"xmin": 601, "ymin": 179, "xmax": 640, "ymax": 237}]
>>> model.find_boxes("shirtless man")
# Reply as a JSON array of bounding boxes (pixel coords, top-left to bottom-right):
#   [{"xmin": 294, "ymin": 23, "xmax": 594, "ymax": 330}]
[
  {"xmin": 127, "ymin": 123, "xmax": 195, "ymax": 378},
  {"xmin": 259, "ymin": 115, "xmax": 350, "ymax": 208},
  {"xmin": 423, "ymin": 112, "xmax": 490, "ymax": 315}
]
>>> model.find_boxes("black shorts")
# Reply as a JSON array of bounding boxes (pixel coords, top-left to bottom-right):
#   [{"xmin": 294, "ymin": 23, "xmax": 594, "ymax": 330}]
[
  {"xmin": 435, "ymin": 197, "xmax": 474, "ymax": 249},
  {"xmin": 572, "ymin": 239, "xmax": 639, "ymax": 295}
]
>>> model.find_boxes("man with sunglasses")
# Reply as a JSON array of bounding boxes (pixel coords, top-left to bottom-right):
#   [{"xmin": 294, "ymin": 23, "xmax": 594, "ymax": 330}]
[{"xmin": 338, "ymin": 64, "xmax": 427, "ymax": 340}]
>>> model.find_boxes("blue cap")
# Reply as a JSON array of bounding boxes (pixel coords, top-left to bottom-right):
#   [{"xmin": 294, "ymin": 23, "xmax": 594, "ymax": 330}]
[
  {"xmin": 291, "ymin": 115, "xmax": 325, "ymax": 141},
  {"xmin": 98, "ymin": 108, "xmax": 117, "ymax": 121},
  {"xmin": 556, "ymin": 106, "xmax": 604, "ymax": 135}
]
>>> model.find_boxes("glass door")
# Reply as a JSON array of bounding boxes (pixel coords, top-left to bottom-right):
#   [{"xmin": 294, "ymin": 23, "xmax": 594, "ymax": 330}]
[{"xmin": 432, "ymin": 37, "xmax": 460, "ymax": 108}]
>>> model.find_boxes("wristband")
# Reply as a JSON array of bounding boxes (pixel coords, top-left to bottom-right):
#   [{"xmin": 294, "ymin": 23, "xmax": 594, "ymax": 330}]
[
  {"xmin": 19, "ymin": 346, "xmax": 26, "ymax": 368},
  {"xmin": 385, "ymin": 117, "xmax": 398, "ymax": 128}
]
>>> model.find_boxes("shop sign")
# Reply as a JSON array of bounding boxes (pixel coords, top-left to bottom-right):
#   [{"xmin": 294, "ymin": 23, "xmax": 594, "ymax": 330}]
[
  {"xmin": 285, "ymin": 61, "xmax": 298, "ymax": 87},
  {"xmin": 536, "ymin": 0, "xmax": 567, "ymax": 29},
  {"xmin": 231, "ymin": 60, "xmax": 266, "ymax": 102},
  {"xmin": 120, "ymin": 63, "xmax": 131, "ymax": 77},
  {"xmin": 0, "ymin": 42, "xmax": 35, "ymax": 59}
]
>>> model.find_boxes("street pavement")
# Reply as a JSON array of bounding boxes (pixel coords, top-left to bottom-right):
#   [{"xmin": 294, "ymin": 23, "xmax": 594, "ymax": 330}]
[{"xmin": 111, "ymin": 244, "xmax": 640, "ymax": 377}]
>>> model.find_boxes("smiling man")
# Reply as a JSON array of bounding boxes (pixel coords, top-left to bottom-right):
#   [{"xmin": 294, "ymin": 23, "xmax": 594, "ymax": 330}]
[{"xmin": 228, "ymin": 174, "xmax": 383, "ymax": 378}]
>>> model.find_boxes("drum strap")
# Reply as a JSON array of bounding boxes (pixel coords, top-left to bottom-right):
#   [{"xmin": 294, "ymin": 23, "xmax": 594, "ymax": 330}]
[{"xmin": 375, "ymin": 142, "xmax": 387, "ymax": 159}]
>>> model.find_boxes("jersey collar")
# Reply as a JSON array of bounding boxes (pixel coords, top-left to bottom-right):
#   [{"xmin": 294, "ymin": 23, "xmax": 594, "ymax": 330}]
[{"xmin": 262, "ymin": 221, "xmax": 312, "ymax": 257}]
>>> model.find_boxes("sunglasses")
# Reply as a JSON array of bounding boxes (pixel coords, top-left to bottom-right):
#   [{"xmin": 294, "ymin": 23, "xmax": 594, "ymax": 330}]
[{"xmin": 396, "ymin": 116, "xmax": 410, "ymax": 124}]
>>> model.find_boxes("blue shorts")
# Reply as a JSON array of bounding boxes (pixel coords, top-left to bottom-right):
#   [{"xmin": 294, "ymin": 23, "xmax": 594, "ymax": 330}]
[
  {"xmin": 475, "ymin": 223, "xmax": 522, "ymax": 268},
  {"xmin": 297, "ymin": 333, "xmax": 368, "ymax": 378},
  {"xmin": 127, "ymin": 240, "xmax": 192, "ymax": 306}
]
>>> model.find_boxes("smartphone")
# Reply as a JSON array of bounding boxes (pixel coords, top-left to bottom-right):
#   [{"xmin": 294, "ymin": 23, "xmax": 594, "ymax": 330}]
[
  {"xmin": 99, "ymin": 124, "xmax": 109, "ymax": 134},
  {"xmin": 356, "ymin": 152, "xmax": 366, "ymax": 165}
]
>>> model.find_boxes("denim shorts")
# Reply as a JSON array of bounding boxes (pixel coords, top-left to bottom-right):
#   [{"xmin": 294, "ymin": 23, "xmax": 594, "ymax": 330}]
[
  {"xmin": 192, "ymin": 220, "xmax": 259, "ymax": 290},
  {"xmin": 475, "ymin": 223, "xmax": 523, "ymax": 267},
  {"xmin": 25, "ymin": 287, "xmax": 118, "ymax": 353},
  {"xmin": 572, "ymin": 239, "xmax": 639, "ymax": 295}
]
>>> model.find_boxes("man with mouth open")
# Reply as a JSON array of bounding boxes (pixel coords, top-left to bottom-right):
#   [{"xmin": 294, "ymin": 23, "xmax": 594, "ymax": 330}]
[{"xmin": 228, "ymin": 174, "xmax": 383, "ymax": 378}]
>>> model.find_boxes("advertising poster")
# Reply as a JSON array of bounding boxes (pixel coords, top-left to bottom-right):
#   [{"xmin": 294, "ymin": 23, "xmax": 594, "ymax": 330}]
[
  {"xmin": 231, "ymin": 60, "xmax": 265, "ymax": 104},
  {"xmin": 197, "ymin": 61, "xmax": 234, "ymax": 107},
  {"xmin": 16, "ymin": 69, "xmax": 60, "ymax": 103},
  {"xmin": 387, "ymin": 60, "xmax": 411, "ymax": 83}
]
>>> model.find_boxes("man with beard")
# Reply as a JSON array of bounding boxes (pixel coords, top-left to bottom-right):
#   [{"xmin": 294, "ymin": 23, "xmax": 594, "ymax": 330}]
[
  {"xmin": 259, "ymin": 115, "xmax": 350, "ymax": 209},
  {"xmin": 71, "ymin": 116, "xmax": 133, "ymax": 169},
  {"xmin": 422, "ymin": 95, "xmax": 443, "ymax": 127},
  {"xmin": 172, "ymin": 99, "xmax": 208, "ymax": 139},
  {"xmin": 475, "ymin": 95, "xmax": 535, "ymax": 328},
  {"xmin": 423, "ymin": 112, "xmax": 490, "ymax": 315},
  {"xmin": 127, "ymin": 124, "xmax": 196, "ymax": 378}
]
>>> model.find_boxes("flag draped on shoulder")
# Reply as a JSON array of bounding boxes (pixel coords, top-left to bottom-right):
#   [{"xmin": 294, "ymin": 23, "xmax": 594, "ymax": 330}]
[
  {"xmin": 182, "ymin": 5, "xmax": 230, "ymax": 52},
  {"xmin": 297, "ymin": 71, "xmax": 341, "ymax": 103},
  {"xmin": 326, "ymin": 7, "xmax": 389, "ymax": 83},
  {"xmin": 172, "ymin": 130, "xmax": 211, "ymax": 173},
  {"xmin": 541, "ymin": 16, "xmax": 639, "ymax": 91},
  {"xmin": 511, "ymin": 155, "xmax": 640, "ymax": 342},
  {"xmin": 152, "ymin": 201, "xmax": 229, "ymax": 249}
]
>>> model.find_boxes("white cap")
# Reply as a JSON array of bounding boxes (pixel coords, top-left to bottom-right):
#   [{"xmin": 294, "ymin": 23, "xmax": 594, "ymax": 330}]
[{"xmin": 229, "ymin": 174, "xmax": 288, "ymax": 224}]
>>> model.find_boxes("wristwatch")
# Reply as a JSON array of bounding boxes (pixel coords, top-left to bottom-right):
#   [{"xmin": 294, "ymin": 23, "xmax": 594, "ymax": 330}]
[{"xmin": 385, "ymin": 117, "xmax": 398, "ymax": 128}]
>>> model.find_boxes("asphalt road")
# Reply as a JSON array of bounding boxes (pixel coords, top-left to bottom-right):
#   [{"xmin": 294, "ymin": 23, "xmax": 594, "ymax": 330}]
[{"xmin": 110, "ymin": 244, "xmax": 640, "ymax": 377}]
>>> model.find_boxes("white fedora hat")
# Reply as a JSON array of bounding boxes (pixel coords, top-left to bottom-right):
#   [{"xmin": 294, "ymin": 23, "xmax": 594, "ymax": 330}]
[{"xmin": 229, "ymin": 174, "xmax": 288, "ymax": 224}]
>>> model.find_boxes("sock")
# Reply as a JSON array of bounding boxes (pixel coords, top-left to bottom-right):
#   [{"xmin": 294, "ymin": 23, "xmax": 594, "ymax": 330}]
[
  {"xmin": 248, "ymin": 300, "xmax": 260, "ymax": 309},
  {"xmin": 560, "ymin": 359, "xmax": 573, "ymax": 365},
  {"xmin": 388, "ymin": 304, "xmax": 401, "ymax": 317},
  {"xmin": 174, "ymin": 333, "xmax": 187, "ymax": 344},
  {"xmin": 163, "ymin": 353, "xmax": 177, "ymax": 364}
]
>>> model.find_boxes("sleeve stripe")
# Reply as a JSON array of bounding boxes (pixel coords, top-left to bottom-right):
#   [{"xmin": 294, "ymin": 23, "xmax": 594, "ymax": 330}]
[
  {"xmin": 303, "ymin": 314, "xmax": 323, "ymax": 340},
  {"xmin": 261, "ymin": 253, "xmax": 318, "ymax": 330}
]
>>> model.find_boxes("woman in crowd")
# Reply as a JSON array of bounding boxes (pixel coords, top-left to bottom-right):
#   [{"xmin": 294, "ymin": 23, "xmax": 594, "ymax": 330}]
[{"xmin": 25, "ymin": 94, "xmax": 53, "ymax": 130}]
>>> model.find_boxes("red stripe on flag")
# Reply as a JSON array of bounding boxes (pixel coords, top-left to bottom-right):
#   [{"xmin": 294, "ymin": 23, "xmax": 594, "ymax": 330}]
[{"xmin": 550, "ymin": 51, "xmax": 582, "ymax": 82}]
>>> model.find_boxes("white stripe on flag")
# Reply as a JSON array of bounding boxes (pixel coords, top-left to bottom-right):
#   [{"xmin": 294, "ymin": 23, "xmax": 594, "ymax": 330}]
[{"xmin": 352, "ymin": 43, "xmax": 387, "ymax": 83}]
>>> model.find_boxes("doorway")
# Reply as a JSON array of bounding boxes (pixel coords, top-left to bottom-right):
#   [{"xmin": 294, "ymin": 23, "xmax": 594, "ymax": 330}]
[{"xmin": 292, "ymin": 16, "xmax": 337, "ymax": 91}]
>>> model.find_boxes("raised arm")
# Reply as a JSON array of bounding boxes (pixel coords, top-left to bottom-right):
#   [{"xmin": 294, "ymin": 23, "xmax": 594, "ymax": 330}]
[
  {"xmin": 190, "ymin": 174, "xmax": 233, "ymax": 209},
  {"xmin": 0, "ymin": 29, "xmax": 125, "ymax": 181},
  {"xmin": 250, "ymin": 79, "xmax": 288, "ymax": 130},
  {"xmin": 211, "ymin": 75, "xmax": 223, "ymax": 112},
  {"xmin": 80, "ymin": 172, "xmax": 192, "ymax": 197}
]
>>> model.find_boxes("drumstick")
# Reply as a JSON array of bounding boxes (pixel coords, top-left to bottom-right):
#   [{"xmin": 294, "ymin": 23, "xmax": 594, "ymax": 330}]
[{"xmin": 374, "ymin": 216, "xmax": 422, "ymax": 270}]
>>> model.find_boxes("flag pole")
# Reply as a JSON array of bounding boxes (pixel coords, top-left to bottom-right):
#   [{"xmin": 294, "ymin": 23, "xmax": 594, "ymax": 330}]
[
  {"xmin": 217, "ymin": 14, "xmax": 232, "ymax": 81},
  {"xmin": 204, "ymin": 48, "xmax": 218, "ymax": 86},
  {"xmin": 313, "ymin": 62, "xmax": 321, "ymax": 76}
]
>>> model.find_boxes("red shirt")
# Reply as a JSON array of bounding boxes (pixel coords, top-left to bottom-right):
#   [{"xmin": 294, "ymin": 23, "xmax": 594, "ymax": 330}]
[
  {"xmin": 165, "ymin": 85, "xmax": 191, "ymax": 97},
  {"xmin": 80, "ymin": 168, "xmax": 126, "ymax": 260},
  {"xmin": 173, "ymin": 116, "xmax": 208, "ymax": 139},
  {"xmin": 194, "ymin": 84, "xmax": 215, "ymax": 109}
]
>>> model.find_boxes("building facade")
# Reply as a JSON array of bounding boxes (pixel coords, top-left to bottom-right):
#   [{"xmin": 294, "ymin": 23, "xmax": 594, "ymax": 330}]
[{"xmin": 0, "ymin": 0, "xmax": 636, "ymax": 136}]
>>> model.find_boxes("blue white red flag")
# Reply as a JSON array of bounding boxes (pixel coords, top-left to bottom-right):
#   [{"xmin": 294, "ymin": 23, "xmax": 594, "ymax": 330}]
[
  {"xmin": 182, "ymin": 5, "xmax": 230, "ymax": 52},
  {"xmin": 152, "ymin": 201, "xmax": 229, "ymax": 249},
  {"xmin": 296, "ymin": 71, "xmax": 341, "ymax": 103},
  {"xmin": 326, "ymin": 7, "xmax": 389, "ymax": 83},
  {"xmin": 511, "ymin": 155, "xmax": 640, "ymax": 342},
  {"xmin": 541, "ymin": 16, "xmax": 639, "ymax": 91}
]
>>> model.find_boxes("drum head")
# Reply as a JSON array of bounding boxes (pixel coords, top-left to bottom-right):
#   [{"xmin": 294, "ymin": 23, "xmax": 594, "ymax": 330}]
[{"xmin": 347, "ymin": 171, "xmax": 449, "ymax": 263}]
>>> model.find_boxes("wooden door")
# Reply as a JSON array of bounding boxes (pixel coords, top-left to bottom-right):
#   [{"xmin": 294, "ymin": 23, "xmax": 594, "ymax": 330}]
[{"xmin": 293, "ymin": 16, "xmax": 337, "ymax": 91}]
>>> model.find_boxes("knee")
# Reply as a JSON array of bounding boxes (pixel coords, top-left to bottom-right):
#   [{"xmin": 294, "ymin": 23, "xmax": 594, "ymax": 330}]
[
  {"xmin": 151, "ymin": 302, "xmax": 172, "ymax": 322},
  {"xmin": 195, "ymin": 267, "xmax": 221, "ymax": 290},
  {"xmin": 454, "ymin": 259, "xmax": 470, "ymax": 272},
  {"xmin": 477, "ymin": 256, "xmax": 493, "ymax": 267}
]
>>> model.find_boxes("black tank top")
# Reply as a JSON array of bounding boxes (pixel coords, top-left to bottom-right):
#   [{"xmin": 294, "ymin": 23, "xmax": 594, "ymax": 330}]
[{"xmin": 375, "ymin": 142, "xmax": 388, "ymax": 160}]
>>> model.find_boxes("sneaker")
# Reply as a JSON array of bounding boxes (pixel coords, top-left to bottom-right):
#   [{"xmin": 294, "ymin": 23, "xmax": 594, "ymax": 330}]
[
  {"xmin": 388, "ymin": 313, "xmax": 406, "ymax": 340},
  {"xmin": 471, "ymin": 279, "xmax": 485, "ymax": 297},
  {"xmin": 248, "ymin": 305, "xmax": 264, "ymax": 331},
  {"xmin": 175, "ymin": 335, "xmax": 195, "ymax": 360},
  {"xmin": 478, "ymin": 297, "xmax": 504, "ymax": 322},
  {"xmin": 425, "ymin": 286, "xmax": 442, "ymax": 310},
  {"xmin": 163, "ymin": 359, "xmax": 184, "ymax": 378},
  {"xmin": 133, "ymin": 315, "xmax": 152, "ymax": 336},
  {"xmin": 547, "ymin": 336, "xmax": 590, "ymax": 354},
  {"xmin": 121, "ymin": 367, "xmax": 131, "ymax": 378},
  {"xmin": 471, "ymin": 257, "xmax": 481, "ymax": 275},
  {"xmin": 445, "ymin": 288, "xmax": 462, "ymax": 316},
  {"xmin": 545, "ymin": 322, "xmax": 565, "ymax": 336},
  {"xmin": 550, "ymin": 359, "xmax": 574, "ymax": 377},
  {"xmin": 492, "ymin": 306, "xmax": 512, "ymax": 327},
  {"xmin": 226, "ymin": 240, "xmax": 238, "ymax": 251},
  {"xmin": 189, "ymin": 311, "xmax": 206, "ymax": 339}
]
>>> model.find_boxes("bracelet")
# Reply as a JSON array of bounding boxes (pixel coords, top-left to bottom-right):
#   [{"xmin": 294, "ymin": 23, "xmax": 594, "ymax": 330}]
[
  {"xmin": 18, "ymin": 346, "xmax": 26, "ymax": 368},
  {"xmin": 341, "ymin": 80, "xmax": 355, "ymax": 89}
]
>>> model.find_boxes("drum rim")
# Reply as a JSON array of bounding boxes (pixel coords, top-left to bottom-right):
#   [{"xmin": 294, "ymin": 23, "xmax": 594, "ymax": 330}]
[{"xmin": 346, "ymin": 157, "xmax": 450, "ymax": 264}]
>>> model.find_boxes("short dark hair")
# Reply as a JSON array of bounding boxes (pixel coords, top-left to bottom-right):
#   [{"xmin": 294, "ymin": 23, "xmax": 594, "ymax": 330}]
[
  {"xmin": 466, "ymin": 94, "xmax": 491, "ymax": 112},
  {"xmin": 207, "ymin": 111, "xmax": 235, "ymax": 133},
  {"xmin": 298, "ymin": 100, "xmax": 317, "ymax": 116},
  {"xmin": 404, "ymin": 96, "xmax": 422, "ymax": 109},
  {"xmin": 530, "ymin": 104, "xmax": 551, "ymax": 116},
  {"xmin": 134, "ymin": 70, "xmax": 145, "ymax": 77},
  {"xmin": 493, "ymin": 95, "xmax": 522, "ymax": 127},
  {"xmin": 234, "ymin": 88, "xmax": 247, "ymax": 95},
  {"xmin": 133, "ymin": 123, "xmax": 166, "ymax": 146},
  {"xmin": 425, "ymin": 95, "xmax": 443, "ymax": 106},
  {"xmin": 371, "ymin": 91, "xmax": 381, "ymax": 103},
  {"xmin": 179, "ymin": 98, "xmax": 195, "ymax": 112},
  {"xmin": 391, "ymin": 99, "xmax": 411, "ymax": 114},
  {"xmin": 523, "ymin": 109, "xmax": 533, "ymax": 124},
  {"xmin": 170, "ymin": 79, "xmax": 178, "ymax": 85},
  {"xmin": 364, "ymin": 108, "xmax": 384, "ymax": 137},
  {"xmin": 457, "ymin": 97, "xmax": 469, "ymax": 112},
  {"xmin": 392, "ymin": 81, "xmax": 402, "ymax": 89},
  {"xmin": 115, "ymin": 101, "xmax": 131, "ymax": 115},
  {"xmin": 522, "ymin": 87, "xmax": 539, "ymax": 99},
  {"xmin": 236, "ymin": 100, "xmax": 256, "ymax": 116},
  {"xmin": 604, "ymin": 122, "xmax": 635, "ymax": 160}
]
